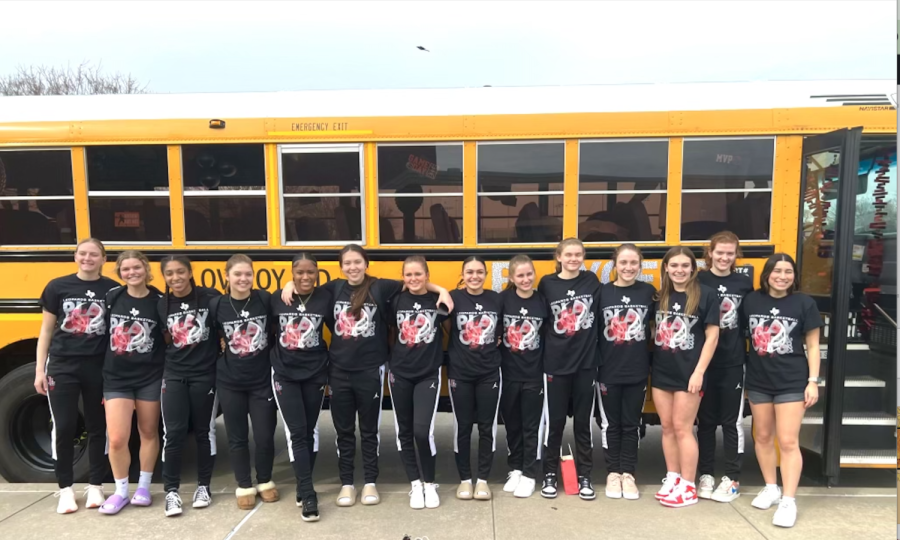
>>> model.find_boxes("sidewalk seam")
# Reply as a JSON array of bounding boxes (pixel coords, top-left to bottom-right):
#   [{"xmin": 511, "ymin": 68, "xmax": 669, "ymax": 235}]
[
  {"xmin": 0, "ymin": 492, "xmax": 53, "ymax": 524},
  {"xmin": 727, "ymin": 502, "xmax": 770, "ymax": 540}
]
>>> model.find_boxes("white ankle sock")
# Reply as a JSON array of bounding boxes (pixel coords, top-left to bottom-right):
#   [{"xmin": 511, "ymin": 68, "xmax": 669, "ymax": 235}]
[
  {"xmin": 666, "ymin": 472, "xmax": 680, "ymax": 480},
  {"xmin": 766, "ymin": 483, "xmax": 779, "ymax": 490},
  {"xmin": 782, "ymin": 496, "xmax": 795, "ymax": 504},
  {"xmin": 114, "ymin": 477, "xmax": 129, "ymax": 498},
  {"xmin": 138, "ymin": 471, "xmax": 153, "ymax": 491}
]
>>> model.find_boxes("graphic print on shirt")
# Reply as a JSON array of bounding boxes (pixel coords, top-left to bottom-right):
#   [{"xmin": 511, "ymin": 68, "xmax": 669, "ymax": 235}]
[
  {"xmin": 654, "ymin": 303, "xmax": 698, "ymax": 351},
  {"xmin": 278, "ymin": 312, "xmax": 323, "ymax": 350},
  {"xmin": 397, "ymin": 303, "xmax": 438, "ymax": 347},
  {"xmin": 550, "ymin": 291, "xmax": 595, "ymax": 337},
  {"xmin": 503, "ymin": 309, "xmax": 542, "ymax": 352},
  {"xmin": 166, "ymin": 307, "xmax": 210, "ymax": 349},
  {"xmin": 602, "ymin": 296, "xmax": 647, "ymax": 345},
  {"xmin": 60, "ymin": 290, "xmax": 106, "ymax": 336},
  {"xmin": 223, "ymin": 316, "xmax": 268, "ymax": 356},
  {"xmin": 333, "ymin": 300, "xmax": 377, "ymax": 340},
  {"xmin": 456, "ymin": 303, "xmax": 497, "ymax": 349},
  {"xmin": 716, "ymin": 284, "xmax": 743, "ymax": 330},
  {"xmin": 749, "ymin": 307, "xmax": 798, "ymax": 356},
  {"xmin": 109, "ymin": 312, "xmax": 157, "ymax": 355}
]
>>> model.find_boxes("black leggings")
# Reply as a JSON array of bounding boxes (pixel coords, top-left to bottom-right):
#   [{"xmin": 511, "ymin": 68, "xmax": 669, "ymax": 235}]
[
  {"xmin": 46, "ymin": 355, "xmax": 107, "ymax": 488},
  {"xmin": 596, "ymin": 380, "xmax": 646, "ymax": 475},
  {"xmin": 271, "ymin": 371, "xmax": 326, "ymax": 498},
  {"xmin": 218, "ymin": 383, "xmax": 277, "ymax": 489},
  {"xmin": 388, "ymin": 368, "xmax": 441, "ymax": 483},
  {"xmin": 698, "ymin": 365, "xmax": 746, "ymax": 481},
  {"xmin": 449, "ymin": 369, "xmax": 502, "ymax": 481},
  {"xmin": 161, "ymin": 377, "xmax": 218, "ymax": 492},
  {"xmin": 500, "ymin": 379, "xmax": 546, "ymax": 480},
  {"xmin": 329, "ymin": 365, "xmax": 385, "ymax": 485},
  {"xmin": 543, "ymin": 369, "xmax": 595, "ymax": 478}
]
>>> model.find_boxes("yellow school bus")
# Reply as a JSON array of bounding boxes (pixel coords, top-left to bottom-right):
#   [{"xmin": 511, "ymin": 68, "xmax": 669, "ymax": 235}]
[{"xmin": 0, "ymin": 80, "xmax": 895, "ymax": 482}]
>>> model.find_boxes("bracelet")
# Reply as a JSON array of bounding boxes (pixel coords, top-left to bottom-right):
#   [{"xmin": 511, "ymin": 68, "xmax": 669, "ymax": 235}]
[{"xmin": 808, "ymin": 377, "xmax": 818, "ymax": 383}]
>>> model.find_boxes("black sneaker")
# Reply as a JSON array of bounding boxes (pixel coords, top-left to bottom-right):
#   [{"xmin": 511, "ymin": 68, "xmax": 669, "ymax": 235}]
[
  {"xmin": 540, "ymin": 473, "xmax": 558, "ymax": 499},
  {"xmin": 164, "ymin": 490, "xmax": 183, "ymax": 517},
  {"xmin": 301, "ymin": 492, "xmax": 320, "ymax": 522},
  {"xmin": 578, "ymin": 476, "xmax": 596, "ymax": 500}
]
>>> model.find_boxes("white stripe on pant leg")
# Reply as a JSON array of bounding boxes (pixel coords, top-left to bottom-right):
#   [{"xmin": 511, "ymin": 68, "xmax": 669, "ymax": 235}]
[
  {"xmin": 160, "ymin": 381, "xmax": 167, "ymax": 462},
  {"xmin": 736, "ymin": 369, "xmax": 746, "ymax": 454},
  {"xmin": 375, "ymin": 365, "xmax": 385, "ymax": 457},
  {"xmin": 638, "ymin": 386, "xmax": 647, "ymax": 450},
  {"xmin": 208, "ymin": 391, "xmax": 219, "ymax": 456},
  {"xmin": 536, "ymin": 383, "xmax": 548, "ymax": 461},
  {"xmin": 589, "ymin": 381, "xmax": 596, "ymax": 449},
  {"xmin": 596, "ymin": 383, "xmax": 609, "ymax": 450},
  {"xmin": 45, "ymin": 358, "xmax": 58, "ymax": 461},
  {"xmin": 387, "ymin": 370, "xmax": 402, "ymax": 452},
  {"xmin": 542, "ymin": 374, "xmax": 551, "ymax": 447},
  {"xmin": 448, "ymin": 379, "xmax": 459, "ymax": 454},
  {"xmin": 271, "ymin": 368, "xmax": 295, "ymax": 462},
  {"xmin": 428, "ymin": 367, "xmax": 442, "ymax": 457},
  {"xmin": 491, "ymin": 369, "xmax": 503, "ymax": 453}
]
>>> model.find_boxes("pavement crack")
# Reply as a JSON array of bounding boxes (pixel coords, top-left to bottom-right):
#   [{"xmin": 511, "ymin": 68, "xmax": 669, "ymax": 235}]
[{"xmin": 0, "ymin": 493, "xmax": 53, "ymax": 524}]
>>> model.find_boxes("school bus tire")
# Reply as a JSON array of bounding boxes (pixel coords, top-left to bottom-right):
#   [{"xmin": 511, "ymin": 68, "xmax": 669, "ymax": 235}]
[{"xmin": 0, "ymin": 362, "xmax": 90, "ymax": 483}]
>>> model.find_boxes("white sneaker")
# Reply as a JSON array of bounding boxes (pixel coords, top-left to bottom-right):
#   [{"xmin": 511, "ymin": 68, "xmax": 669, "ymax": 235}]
[
  {"xmin": 84, "ymin": 485, "xmax": 105, "ymax": 509},
  {"xmin": 513, "ymin": 477, "xmax": 536, "ymax": 498},
  {"xmin": 192, "ymin": 485, "xmax": 212, "ymax": 508},
  {"xmin": 772, "ymin": 498, "xmax": 797, "ymax": 528},
  {"xmin": 503, "ymin": 470, "xmax": 522, "ymax": 493},
  {"xmin": 697, "ymin": 474, "xmax": 715, "ymax": 499},
  {"xmin": 751, "ymin": 485, "xmax": 782, "ymax": 510},
  {"xmin": 711, "ymin": 476, "xmax": 740, "ymax": 503},
  {"xmin": 409, "ymin": 481, "xmax": 425, "ymax": 509},
  {"xmin": 424, "ymin": 483, "xmax": 440, "ymax": 509},
  {"xmin": 55, "ymin": 487, "xmax": 78, "ymax": 514},
  {"xmin": 654, "ymin": 475, "xmax": 680, "ymax": 500}
]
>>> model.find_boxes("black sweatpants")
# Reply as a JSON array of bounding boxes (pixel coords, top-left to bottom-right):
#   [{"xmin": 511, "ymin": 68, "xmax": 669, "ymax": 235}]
[
  {"xmin": 596, "ymin": 380, "xmax": 646, "ymax": 475},
  {"xmin": 543, "ymin": 369, "xmax": 595, "ymax": 479},
  {"xmin": 500, "ymin": 379, "xmax": 545, "ymax": 480},
  {"xmin": 46, "ymin": 355, "xmax": 107, "ymax": 488},
  {"xmin": 449, "ymin": 369, "xmax": 502, "ymax": 482},
  {"xmin": 271, "ymin": 371, "xmax": 326, "ymax": 499},
  {"xmin": 698, "ymin": 365, "xmax": 746, "ymax": 481},
  {"xmin": 161, "ymin": 377, "xmax": 218, "ymax": 492},
  {"xmin": 329, "ymin": 365, "xmax": 385, "ymax": 486},
  {"xmin": 388, "ymin": 368, "xmax": 441, "ymax": 483},
  {"xmin": 218, "ymin": 383, "xmax": 277, "ymax": 489}
]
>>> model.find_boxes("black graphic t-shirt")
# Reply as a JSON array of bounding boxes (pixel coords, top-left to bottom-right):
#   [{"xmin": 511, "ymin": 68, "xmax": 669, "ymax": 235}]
[
  {"xmin": 499, "ymin": 288, "xmax": 547, "ymax": 383},
  {"xmin": 157, "ymin": 286, "xmax": 221, "ymax": 381},
  {"xmin": 270, "ymin": 287, "xmax": 333, "ymax": 382},
  {"xmin": 698, "ymin": 271, "xmax": 753, "ymax": 370},
  {"xmin": 651, "ymin": 286, "xmax": 719, "ymax": 390},
  {"xmin": 214, "ymin": 290, "xmax": 273, "ymax": 391},
  {"xmin": 39, "ymin": 274, "xmax": 119, "ymax": 359},
  {"xmin": 103, "ymin": 287, "xmax": 165, "ymax": 391},
  {"xmin": 448, "ymin": 289, "xmax": 502, "ymax": 381},
  {"xmin": 742, "ymin": 291, "xmax": 824, "ymax": 395},
  {"xmin": 538, "ymin": 271, "xmax": 601, "ymax": 376},
  {"xmin": 325, "ymin": 278, "xmax": 403, "ymax": 372},
  {"xmin": 390, "ymin": 291, "xmax": 447, "ymax": 380},
  {"xmin": 598, "ymin": 281, "xmax": 656, "ymax": 385}
]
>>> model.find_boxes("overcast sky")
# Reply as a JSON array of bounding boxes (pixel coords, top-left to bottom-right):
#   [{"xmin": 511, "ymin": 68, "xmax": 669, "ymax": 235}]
[{"xmin": 0, "ymin": 1, "xmax": 894, "ymax": 94}]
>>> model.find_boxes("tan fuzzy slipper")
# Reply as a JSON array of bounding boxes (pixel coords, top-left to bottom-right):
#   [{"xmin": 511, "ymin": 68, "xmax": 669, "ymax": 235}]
[
  {"xmin": 474, "ymin": 480, "xmax": 492, "ymax": 501},
  {"xmin": 336, "ymin": 485, "xmax": 356, "ymax": 507},
  {"xmin": 361, "ymin": 484, "xmax": 380, "ymax": 506},
  {"xmin": 236, "ymin": 487, "xmax": 258, "ymax": 510},
  {"xmin": 456, "ymin": 480, "xmax": 473, "ymax": 500},
  {"xmin": 257, "ymin": 481, "xmax": 279, "ymax": 503}
]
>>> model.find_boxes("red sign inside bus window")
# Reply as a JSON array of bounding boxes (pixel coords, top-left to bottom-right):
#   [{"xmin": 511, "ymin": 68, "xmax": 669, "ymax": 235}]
[
  {"xmin": 114, "ymin": 212, "xmax": 140, "ymax": 228},
  {"xmin": 407, "ymin": 155, "xmax": 438, "ymax": 179}
]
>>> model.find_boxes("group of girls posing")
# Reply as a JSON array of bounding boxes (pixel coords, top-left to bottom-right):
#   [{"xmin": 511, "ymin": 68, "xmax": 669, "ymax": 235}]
[{"xmin": 35, "ymin": 232, "xmax": 821, "ymax": 529}]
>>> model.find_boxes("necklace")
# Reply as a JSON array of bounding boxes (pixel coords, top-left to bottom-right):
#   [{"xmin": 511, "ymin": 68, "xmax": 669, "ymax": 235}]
[
  {"xmin": 229, "ymin": 292, "xmax": 253, "ymax": 318},
  {"xmin": 296, "ymin": 290, "xmax": 314, "ymax": 312}
]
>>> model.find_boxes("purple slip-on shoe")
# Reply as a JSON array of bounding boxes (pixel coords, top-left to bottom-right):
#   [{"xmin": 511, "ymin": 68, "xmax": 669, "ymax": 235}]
[
  {"xmin": 131, "ymin": 487, "xmax": 152, "ymax": 507},
  {"xmin": 98, "ymin": 494, "xmax": 129, "ymax": 515}
]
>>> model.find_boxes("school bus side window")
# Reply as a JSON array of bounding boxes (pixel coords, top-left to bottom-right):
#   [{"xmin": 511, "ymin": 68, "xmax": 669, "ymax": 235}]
[
  {"xmin": 86, "ymin": 145, "xmax": 171, "ymax": 243},
  {"xmin": 377, "ymin": 144, "xmax": 463, "ymax": 244},
  {"xmin": 681, "ymin": 138, "xmax": 774, "ymax": 241},
  {"xmin": 280, "ymin": 144, "xmax": 364, "ymax": 244},
  {"xmin": 0, "ymin": 149, "xmax": 76, "ymax": 246},
  {"xmin": 182, "ymin": 144, "xmax": 268, "ymax": 243},
  {"xmin": 578, "ymin": 140, "xmax": 668, "ymax": 243}
]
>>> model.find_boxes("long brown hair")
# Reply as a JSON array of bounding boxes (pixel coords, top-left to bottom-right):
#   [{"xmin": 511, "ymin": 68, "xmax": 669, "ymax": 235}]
[
  {"xmin": 115, "ymin": 250, "xmax": 153, "ymax": 285},
  {"xmin": 610, "ymin": 243, "xmax": 642, "ymax": 284},
  {"xmin": 339, "ymin": 244, "xmax": 374, "ymax": 318},
  {"xmin": 506, "ymin": 254, "xmax": 535, "ymax": 291},
  {"xmin": 654, "ymin": 246, "xmax": 701, "ymax": 315},
  {"xmin": 554, "ymin": 237, "xmax": 585, "ymax": 274},
  {"xmin": 704, "ymin": 231, "xmax": 742, "ymax": 273},
  {"xmin": 759, "ymin": 253, "xmax": 799, "ymax": 295}
]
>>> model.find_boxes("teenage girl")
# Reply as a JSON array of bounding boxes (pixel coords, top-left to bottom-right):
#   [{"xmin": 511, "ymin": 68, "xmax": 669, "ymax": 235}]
[
  {"xmin": 157, "ymin": 256, "xmax": 222, "ymax": 517},
  {"xmin": 498, "ymin": 255, "xmax": 547, "ymax": 499},
  {"xmin": 446, "ymin": 256, "xmax": 503, "ymax": 502},
  {"xmin": 387, "ymin": 256, "xmax": 446, "ymax": 510},
  {"xmin": 651, "ymin": 247, "xmax": 719, "ymax": 508},
  {"xmin": 36, "ymin": 238, "xmax": 117, "ymax": 514},
  {"xmin": 98, "ymin": 251, "xmax": 165, "ymax": 514},
  {"xmin": 271, "ymin": 253, "xmax": 333, "ymax": 522},
  {"xmin": 540, "ymin": 238, "xmax": 601, "ymax": 501},
  {"xmin": 742, "ymin": 254, "xmax": 822, "ymax": 529},
  {"xmin": 209, "ymin": 255, "xmax": 279, "ymax": 510},
  {"xmin": 596, "ymin": 244, "xmax": 655, "ymax": 500},
  {"xmin": 696, "ymin": 232, "xmax": 753, "ymax": 503}
]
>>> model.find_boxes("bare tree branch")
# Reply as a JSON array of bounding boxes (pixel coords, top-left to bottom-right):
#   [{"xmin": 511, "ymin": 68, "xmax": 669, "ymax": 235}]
[{"xmin": 0, "ymin": 61, "xmax": 149, "ymax": 96}]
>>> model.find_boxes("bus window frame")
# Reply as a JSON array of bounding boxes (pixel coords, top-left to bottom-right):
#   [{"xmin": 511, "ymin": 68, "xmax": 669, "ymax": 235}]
[
  {"xmin": 376, "ymin": 141, "xmax": 464, "ymax": 246},
  {"xmin": 680, "ymin": 135, "xmax": 776, "ymax": 243},
  {"xmin": 278, "ymin": 143, "xmax": 366, "ymax": 247}
]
